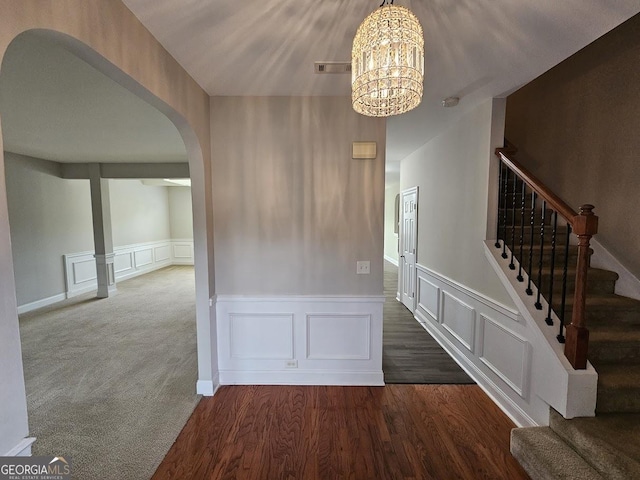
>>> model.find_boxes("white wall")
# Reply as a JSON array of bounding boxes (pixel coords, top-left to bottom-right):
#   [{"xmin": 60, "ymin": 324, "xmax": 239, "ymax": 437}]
[
  {"xmin": 168, "ymin": 186, "xmax": 193, "ymax": 239},
  {"xmin": 110, "ymin": 179, "xmax": 170, "ymax": 247},
  {"xmin": 5, "ymin": 153, "xmax": 93, "ymax": 305},
  {"xmin": 384, "ymin": 183, "xmax": 399, "ymax": 264},
  {"xmin": 400, "ymin": 100, "xmax": 513, "ymax": 307}
]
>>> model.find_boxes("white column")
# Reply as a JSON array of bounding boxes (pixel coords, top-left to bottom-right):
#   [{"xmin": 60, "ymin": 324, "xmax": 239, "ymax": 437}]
[{"xmin": 89, "ymin": 165, "xmax": 116, "ymax": 298}]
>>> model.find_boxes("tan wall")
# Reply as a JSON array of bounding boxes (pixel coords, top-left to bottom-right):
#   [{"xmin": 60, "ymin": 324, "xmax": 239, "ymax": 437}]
[
  {"xmin": 0, "ymin": 0, "xmax": 214, "ymax": 455},
  {"xmin": 505, "ymin": 13, "xmax": 640, "ymax": 279},
  {"xmin": 211, "ymin": 96, "xmax": 386, "ymax": 295}
]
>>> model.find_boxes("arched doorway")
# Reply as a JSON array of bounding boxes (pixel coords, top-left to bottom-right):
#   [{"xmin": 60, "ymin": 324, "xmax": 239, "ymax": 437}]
[{"xmin": 0, "ymin": 1, "xmax": 216, "ymax": 465}]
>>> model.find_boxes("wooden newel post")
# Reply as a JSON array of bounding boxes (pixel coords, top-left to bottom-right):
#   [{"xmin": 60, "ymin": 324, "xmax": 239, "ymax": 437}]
[{"xmin": 565, "ymin": 204, "xmax": 598, "ymax": 369}]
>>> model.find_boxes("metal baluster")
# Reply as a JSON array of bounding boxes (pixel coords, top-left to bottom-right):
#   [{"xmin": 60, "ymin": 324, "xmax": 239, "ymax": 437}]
[
  {"xmin": 526, "ymin": 192, "xmax": 537, "ymax": 295},
  {"xmin": 517, "ymin": 181, "xmax": 526, "ymax": 281},
  {"xmin": 509, "ymin": 176, "xmax": 517, "ymax": 270},
  {"xmin": 557, "ymin": 224, "xmax": 572, "ymax": 343},
  {"xmin": 495, "ymin": 161, "xmax": 503, "ymax": 249},
  {"xmin": 545, "ymin": 212, "xmax": 558, "ymax": 325},
  {"xmin": 535, "ymin": 200, "xmax": 547, "ymax": 310},
  {"xmin": 501, "ymin": 169, "xmax": 509, "ymax": 259}
]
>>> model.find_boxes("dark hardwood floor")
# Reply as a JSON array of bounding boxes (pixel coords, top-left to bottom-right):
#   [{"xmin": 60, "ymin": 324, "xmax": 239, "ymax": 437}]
[
  {"xmin": 383, "ymin": 261, "xmax": 474, "ymax": 384},
  {"xmin": 153, "ymin": 385, "xmax": 528, "ymax": 479}
]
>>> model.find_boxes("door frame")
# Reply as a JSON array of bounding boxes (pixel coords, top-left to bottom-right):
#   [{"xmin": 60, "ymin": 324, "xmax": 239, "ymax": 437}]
[{"xmin": 399, "ymin": 186, "xmax": 418, "ymax": 313}]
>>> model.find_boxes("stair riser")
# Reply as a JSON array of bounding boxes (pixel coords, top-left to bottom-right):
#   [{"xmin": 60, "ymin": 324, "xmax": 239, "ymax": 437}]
[
  {"xmin": 589, "ymin": 342, "xmax": 640, "ymax": 365},
  {"xmin": 597, "ymin": 387, "xmax": 640, "ymax": 414},
  {"xmin": 498, "ymin": 226, "xmax": 575, "ymax": 240},
  {"xmin": 555, "ymin": 308, "xmax": 640, "ymax": 327},
  {"xmin": 539, "ymin": 274, "xmax": 616, "ymax": 296}
]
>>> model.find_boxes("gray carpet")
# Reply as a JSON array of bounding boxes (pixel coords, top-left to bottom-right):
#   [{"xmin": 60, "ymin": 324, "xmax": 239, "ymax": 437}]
[
  {"xmin": 383, "ymin": 261, "xmax": 474, "ymax": 384},
  {"xmin": 19, "ymin": 266, "xmax": 200, "ymax": 480}
]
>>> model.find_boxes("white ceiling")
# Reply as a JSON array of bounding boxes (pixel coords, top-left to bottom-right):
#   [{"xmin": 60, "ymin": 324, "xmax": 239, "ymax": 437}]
[
  {"xmin": 1, "ymin": 2, "xmax": 638, "ymax": 170},
  {"xmin": 0, "ymin": 33, "xmax": 187, "ymax": 163},
  {"xmin": 123, "ymin": 0, "xmax": 640, "ymax": 168}
]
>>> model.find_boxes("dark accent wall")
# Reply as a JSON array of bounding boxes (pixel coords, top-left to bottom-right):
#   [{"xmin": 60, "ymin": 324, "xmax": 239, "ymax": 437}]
[{"xmin": 505, "ymin": 13, "xmax": 640, "ymax": 278}]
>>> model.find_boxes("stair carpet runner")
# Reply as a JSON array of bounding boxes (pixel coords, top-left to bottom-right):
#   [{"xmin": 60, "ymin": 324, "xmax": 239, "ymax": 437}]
[{"xmin": 502, "ymin": 206, "xmax": 640, "ymax": 479}]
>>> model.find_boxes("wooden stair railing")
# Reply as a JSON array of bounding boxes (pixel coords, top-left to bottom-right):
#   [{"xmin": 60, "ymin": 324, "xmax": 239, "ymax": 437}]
[{"xmin": 495, "ymin": 143, "xmax": 598, "ymax": 369}]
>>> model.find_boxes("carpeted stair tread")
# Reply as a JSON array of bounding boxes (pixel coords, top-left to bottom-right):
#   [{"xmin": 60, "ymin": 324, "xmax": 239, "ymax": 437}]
[
  {"xmin": 556, "ymin": 294, "xmax": 640, "ymax": 327},
  {"xmin": 549, "ymin": 409, "xmax": 640, "ymax": 480},
  {"xmin": 537, "ymin": 267, "xmax": 618, "ymax": 295},
  {"xmin": 510, "ymin": 427, "xmax": 604, "ymax": 480},
  {"xmin": 589, "ymin": 328, "xmax": 640, "ymax": 365},
  {"xmin": 596, "ymin": 364, "xmax": 640, "ymax": 413}
]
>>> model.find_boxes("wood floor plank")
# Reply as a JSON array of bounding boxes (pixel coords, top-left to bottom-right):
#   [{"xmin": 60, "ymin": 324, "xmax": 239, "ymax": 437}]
[
  {"xmin": 153, "ymin": 385, "xmax": 529, "ymax": 480},
  {"xmin": 382, "ymin": 262, "xmax": 474, "ymax": 384}
]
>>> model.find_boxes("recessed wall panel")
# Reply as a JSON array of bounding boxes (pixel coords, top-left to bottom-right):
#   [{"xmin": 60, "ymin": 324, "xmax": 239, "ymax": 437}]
[
  {"xmin": 230, "ymin": 314, "xmax": 294, "ymax": 359},
  {"xmin": 417, "ymin": 276, "xmax": 439, "ymax": 321},
  {"xmin": 114, "ymin": 252, "xmax": 133, "ymax": 273},
  {"xmin": 134, "ymin": 248, "xmax": 153, "ymax": 268},
  {"xmin": 480, "ymin": 315, "xmax": 530, "ymax": 397},
  {"xmin": 154, "ymin": 245, "xmax": 170, "ymax": 262},
  {"xmin": 441, "ymin": 291, "xmax": 476, "ymax": 352},
  {"xmin": 72, "ymin": 259, "xmax": 97, "ymax": 285},
  {"xmin": 307, "ymin": 314, "xmax": 370, "ymax": 360}
]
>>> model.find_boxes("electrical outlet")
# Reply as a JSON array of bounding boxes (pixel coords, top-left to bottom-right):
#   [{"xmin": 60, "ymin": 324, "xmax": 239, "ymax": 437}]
[
  {"xmin": 356, "ymin": 260, "xmax": 370, "ymax": 274},
  {"xmin": 285, "ymin": 360, "xmax": 298, "ymax": 368}
]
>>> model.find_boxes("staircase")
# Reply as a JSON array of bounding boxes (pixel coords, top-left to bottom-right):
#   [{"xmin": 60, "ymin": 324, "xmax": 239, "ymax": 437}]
[
  {"xmin": 494, "ymin": 147, "xmax": 640, "ymax": 479},
  {"xmin": 508, "ymin": 230, "xmax": 640, "ymax": 478}
]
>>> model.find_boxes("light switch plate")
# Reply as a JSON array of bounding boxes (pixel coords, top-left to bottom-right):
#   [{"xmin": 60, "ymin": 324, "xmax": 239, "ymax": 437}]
[{"xmin": 356, "ymin": 260, "xmax": 370, "ymax": 274}]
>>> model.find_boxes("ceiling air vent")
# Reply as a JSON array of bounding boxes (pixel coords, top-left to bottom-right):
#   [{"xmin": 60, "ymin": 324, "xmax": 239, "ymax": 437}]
[{"xmin": 314, "ymin": 62, "xmax": 352, "ymax": 74}]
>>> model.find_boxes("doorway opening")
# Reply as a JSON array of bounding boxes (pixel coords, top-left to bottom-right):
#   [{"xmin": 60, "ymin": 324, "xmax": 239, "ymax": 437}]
[{"xmin": 0, "ymin": 31, "xmax": 203, "ymax": 478}]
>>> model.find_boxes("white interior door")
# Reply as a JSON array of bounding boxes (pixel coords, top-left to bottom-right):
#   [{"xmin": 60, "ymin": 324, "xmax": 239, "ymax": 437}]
[{"xmin": 400, "ymin": 187, "xmax": 418, "ymax": 312}]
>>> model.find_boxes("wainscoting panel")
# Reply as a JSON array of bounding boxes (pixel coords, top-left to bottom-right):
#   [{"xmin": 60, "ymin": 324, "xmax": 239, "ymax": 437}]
[
  {"xmin": 441, "ymin": 291, "xmax": 475, "ymax": 352},
  {"xmin": 306, "ymin": 314, "xmax": 370, "ymax": 360},
  {"xmin": 60, "ymin": 239, "xmax": 194, "ymax": 300},
  {"xmin": 172, "ymin": 241, "xmax": 194, "ymax": 265},
  {"xmin": 216, "ymin": 296, "xmax": 384, "ymax": 385},
  {"xmin": 134, "ymin": 248, "xmax": 154, "ymax": 269},
  {"xmin": 154, "ymin": 244, "xmax": 171, "ymax": 263},
  {"xmin": 479, "ymin": 314, "xmax": 531, "ymax": 398},
  {"xmin": 230, "ymin": 314, "xmax": 294, "ymax": 360},
  {"xmin": 416, "ymin": 277, "xmax": 439, "ymax": 322},
  {"xmin": 414, "ymin": 264, "xmax": 546, "ymax": 427},
  {"xmin": 72, "ymin": 258, "xmax": 97, "ymax": 285},
  {"xmin": 114, "ymin": 252, "xmax": 134, "ymax": 274}
]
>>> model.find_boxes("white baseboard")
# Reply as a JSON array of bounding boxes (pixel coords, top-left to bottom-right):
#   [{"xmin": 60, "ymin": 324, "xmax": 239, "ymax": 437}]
[
  {"xmin": 384, "ymin": 255, "xmax": 399, "ymax": 267},
  {"xmin": 65, "ymin": 284, "xmax": 99, "ymax": 299},
  {"xmin": 590, "ymin": 238, "xmax": 640, "ymax": 301},
  {"xmin": 196, "ymin": 379, "xmax": 215, "ymax": 396},
  {"xmin": 4, "ymin": 437, "xmax": 36, "ymax": 457},
  {"xmin": 17, "ymin": 293, "xmax": 66, "ymax": 314},
  {"xmin": 412, "ymin": 260, "xmax": 558, "ymax": 426},
  {"xmin": 219, "ymin": 370, "xmax": 384, "ymax": 386},
  {"xmin": 418, "ymin": 311, "xmax": 536, "ymax": 427}
]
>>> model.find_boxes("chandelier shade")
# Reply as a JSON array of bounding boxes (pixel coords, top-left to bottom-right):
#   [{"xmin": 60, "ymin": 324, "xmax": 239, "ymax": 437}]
[{"xmin": 352, "ymin": 3, "xmax": 424, "ymax": 117}]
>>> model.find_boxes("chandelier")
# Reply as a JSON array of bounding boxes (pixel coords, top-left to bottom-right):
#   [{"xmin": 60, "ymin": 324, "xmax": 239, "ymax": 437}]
[{"xmin": 352, "ymin": 0, "xmax": 424, "ymax": 117}]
